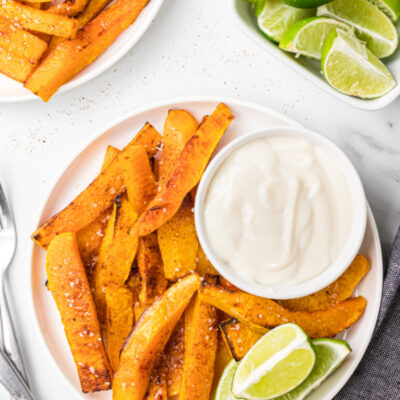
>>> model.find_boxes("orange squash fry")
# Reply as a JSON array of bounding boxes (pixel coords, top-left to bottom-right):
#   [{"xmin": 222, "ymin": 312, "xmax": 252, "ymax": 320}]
[
  {"xmin": 0, "ymin": 0, "xmax": 76, "ymax": 37},
  {"xmin": 277, "ymin": 254, "xmax": 370, "ymax": 312},
  {"xmin": 49, "ymin": 0, "xmax": 89, "ymax": 17},
  {"xmin": 134, "ymin": 103, "xmax": 234, "ymax": 237},
  {"xmin": 180, "ymin": 293, "xmax": 218, "ymax": 400},
  {"xmin": 159, "ymin": 109, "xmax": 198, "ymax": 187},
  {"xmin": 145, "ymin": 359, "xmax": 168, "ymax": 400},
  {"xmin": 31, "ymin": 123, "xmax": 160, "ymax": 249},
  {"xmin": 104, "ymin": 285, "xmax": 135, "ymax": 371},
  {"xmin": 0, "ymin": 47, "xmax": 33, "ymax": 82},
  {"xmin": 211, "ymin": 333, "xmax": 233, "ymax": 397},
  {"xmin": 0, "ymin": 18, "xmax": 48, "ymax": 63},
  {"xmin": 199, "ymin": 281, "xmax": 367, "ymax": 339},
  {"xmin": 113, "ymin": 274, "xmax": 201, "ymax": 400},
  {"xmin": 220, "ymin": 318, "xmax": 268, "ymax": 361},
  {"xmin": 25, "ymin": 0, "xmax": 150, "ymax": 101},
  {"xmin": 196, "ymin": 245, "xmax": 218, "ymax": 276},
  {"xmin": 46, "ymin": 233, "xmax": 112, "ymax": 393},
  {"xmin": 101, "ymin": 145, "xmax": 121, "ymax": 170},
  {"xmin": 158, "ymin": 195, "xmax": 198, "ymax": 281},
  {"xmin": 137, "ymin": 232, "xmax": 168, "ymax": 305}
]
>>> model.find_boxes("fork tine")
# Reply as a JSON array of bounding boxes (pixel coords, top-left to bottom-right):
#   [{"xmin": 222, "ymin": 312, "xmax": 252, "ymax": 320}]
[{"xmin": 0, "ymin": 183, "xmax": 14, "ymax": 231}]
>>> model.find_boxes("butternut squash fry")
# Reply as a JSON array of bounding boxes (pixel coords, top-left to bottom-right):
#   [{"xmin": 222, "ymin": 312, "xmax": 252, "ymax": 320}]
[
  {"xmin": 0, "ymin": 0, "xmax": 76, "ymax": 37},
  {"xmin": 93, "ymin": 196, "xmax": 138, "ymax": 325},
  {"xmin": 0, "ymin": 18, "xmax": 48, "ymax": 63},
  {"xmin": 196, "ymin": 245, "xmax": 218, "ymax": 276},
  {"xmin": 277, "ymin": 254, "xmax": 370, "ymax": 312},
  {"xmin": 104, "ymin": 285, "xmax": 135, "ymax": 371},
  {"xmin": 211, "ymin": 332, "xmax": 233, "ymax": 397},
  {"xmin": 25, "ymin": 0, "xmax": 150, "ymax": 101},
  {"xmin": 134, "ymin": 103, "xmax": 234, "ymax": 237},
  {"xmin": 49, "ymin": 0, "xmax": 89, "ymax": 17},
  {"xmin": 199, "ymin": 281, "xmax": 367, "ymax": 339},
  {"xmin": 137, "ymin": 232, "xmax": 168, "ymax": 305},
  {"xmin": 0, "ymin": 47, "xmax": 34, "ymax": 82},
  {"xmin": 31, "ymin": 123, "xmax": 160, "ymax": 249},
  {"xmin": 101, "ymin": 145, "xmax": 121, "ymax": 170},
  {"xmin": 46, "ymin": 233, "xmax": 112, "ymax": 392},
  {"xmin": 158, "ymin": 195, "xmax": 198, "ymax": 281},
  {"xmin": 145, "ymin": 359, "xmax": 168, "ymax": 400},
  {"xmin": 113, "ymin": 274, "xmax": 201, "ymax": 400},
  {"xmin": 159, "ymin": 109, "xmax": 198, "ymax": 188},
  {"xmin": 220, "ymin": 318, "xmax": 267, "ymax": 361},
  {"xmin": 180, "ymin": 293, "xmax": 218, "ymax": 400}
]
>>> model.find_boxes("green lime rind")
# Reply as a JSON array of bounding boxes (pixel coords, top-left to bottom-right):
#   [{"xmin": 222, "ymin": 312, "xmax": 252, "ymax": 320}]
[
  {"xmin": 282, "ymin": 0, "xmax": 331, "ymax": 8},
  {"xmin": 214, "ymin": 360, "xmax": 242, "ymax": 400},
  {"xmin": 317, "ymin": 0, "xmax": 399, "ymax": 58},
  {"xmin": 256, "ymin": 0, "xmax": 316, "ymax": 43},
  {"xmin": 321, "ymin": 28, "xmax": 396, "ymax": 99},
  {"xmin": 232, "ymin": 323, "xmax": 316, "ymax": 400},
  {"xmin": 279, "ymin": 16, "xmax": 351, "ymax": 59},
  {"xmin": 275, "ymin": 338, "xmax": 351, "ymax": 400},
  {"xmin": 368, "ymin": 0, "xmax": 400, "ymax": 23}
]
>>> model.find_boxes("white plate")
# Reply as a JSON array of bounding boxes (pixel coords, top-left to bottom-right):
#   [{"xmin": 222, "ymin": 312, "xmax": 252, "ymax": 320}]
[
  {"xmin": 229, "ymin": 0, "xmax": 400, "ymax": 110},
  {"xmin": 29, "ymin": 97, "xmax": 383, "ymax": 400},
  {"xmin": 0, "ymin": 0, "xmax": 164, "ymax": 103}
]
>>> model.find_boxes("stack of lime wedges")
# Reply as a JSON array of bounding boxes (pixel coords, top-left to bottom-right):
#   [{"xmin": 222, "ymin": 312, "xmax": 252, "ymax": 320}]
[
  {"xmin": 243, "ymin": 0, "xmax": 399, "ymax": 99},
  {"xmin": 215, "ymin": 323, "xmax": 351, "ymax": 400}
]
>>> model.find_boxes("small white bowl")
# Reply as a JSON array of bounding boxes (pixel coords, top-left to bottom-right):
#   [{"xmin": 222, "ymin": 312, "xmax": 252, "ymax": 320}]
[{"xmin": 195, "ymin": 125, "xmax": 367, "ymax": 299}]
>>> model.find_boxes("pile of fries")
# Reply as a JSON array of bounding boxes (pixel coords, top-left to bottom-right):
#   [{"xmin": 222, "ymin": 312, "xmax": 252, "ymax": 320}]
[
  {"xmin": 32, "ymin": 103, "xmax": 368, "ymax": 399},
  {"xmin": 0, "ymin": 0, "xmax": 150, "ymax": 101}
]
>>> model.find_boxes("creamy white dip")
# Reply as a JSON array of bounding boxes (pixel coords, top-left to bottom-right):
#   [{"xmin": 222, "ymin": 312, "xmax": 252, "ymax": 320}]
[{"xmin": 203, "ymin": 136, "xmax": 352, "ymax": 286}]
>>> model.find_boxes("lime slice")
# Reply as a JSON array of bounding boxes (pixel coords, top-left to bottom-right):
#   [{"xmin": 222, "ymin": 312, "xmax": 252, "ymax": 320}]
[
  {"xmin": 368, "ymin": 0, "xmax": 400, "ymax": 22},
  {"xmin": 215, "ymin": 360, "xmax": 241, "ymax": 400},
  {"xmin": 280, "ymin": 16, "xmax": 351, "ymax": 59},
  {"xmin": 256, "ymin": 0, "xmax": 316, "ymax": 43},
  {"xmin": 275, "ymin": 338, "xmax": 351, "ymax": 400},
  {"xmin": 232, "ymin": 324, "xmax": 315, "ymax": 400},
  {"xmin": 317, "ymin": 0, "xmax": 399, "ymax": 58},
  {"xmin": 282, "ymin": 0, "xmax": 331, "ymax": 8},
  {"xmin": 321, "ymin": 29, "xmax": 396, "ymax": 98}
]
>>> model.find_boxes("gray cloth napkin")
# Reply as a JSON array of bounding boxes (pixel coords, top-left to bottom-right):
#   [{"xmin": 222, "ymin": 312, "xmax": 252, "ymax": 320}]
[{"xmin": 335, "ymin": 228, "xmax": 400, "ymax": 399}]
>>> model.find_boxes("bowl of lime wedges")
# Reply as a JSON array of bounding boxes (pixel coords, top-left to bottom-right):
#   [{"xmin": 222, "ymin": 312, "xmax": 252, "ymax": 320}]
[{"xmin": 230, "ymin": 0, "xmax": 400, "ymax": 110}]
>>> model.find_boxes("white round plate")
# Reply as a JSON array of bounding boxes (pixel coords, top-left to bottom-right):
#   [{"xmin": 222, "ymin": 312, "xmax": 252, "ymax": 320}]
[
  {"xmin": 0, "ymin": 0, "xmax": 164, "ymax": 103},
  {"xmin": 29, "ymin": 97, "xmax": 383, "ymax": 400}
]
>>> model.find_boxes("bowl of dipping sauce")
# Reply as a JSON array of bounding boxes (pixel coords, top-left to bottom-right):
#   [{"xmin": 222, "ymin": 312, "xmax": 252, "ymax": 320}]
[{"xmin": 195, "ymin": 126, "xmax": 367, "ymax": 299}]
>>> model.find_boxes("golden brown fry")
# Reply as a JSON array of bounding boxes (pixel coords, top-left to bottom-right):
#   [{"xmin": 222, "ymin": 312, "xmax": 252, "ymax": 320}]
[
  {"xmin": 49, "ymin": 0, "xmax": 89, "ymax": 17},
  {"xmin": 94, "ymin": 196, "xmax": 138, "ymax": 324},
  {"xmin": 145, "ymin": 359, "xmax": 168, "ymax": 400},
  {"xmin": 101, "ymin": 145, "xmax": 121, "ymax": 170},
  {"xmin": 0, "ymin": 0, "xmax": 76, "ymax": 37},
  {"xmin": 25, "ymin": 0, "xmax": 150, "ymax": 101},
  {"xmin": 0, "ymin": 18, "xmax": 48, "ymax": 63},
  {"xmin": 164, "ymin": 318, "xmax": 184, "ymax": 397},
  {"xmin": 31, "ymin": 123, "xmax": 160, "ymax": 249},
  {"xmin": 277, "ymin": 254, "xmax": 370, "ymax": 312},
  {"xmin": 220, "ymin": 318, "xmax": 267, "ymax": 361},
  {"xmin": 104, "ymin": 285, "xmax": 135, "ymax": 371},
  {"xmin": 137, "ymin": 232, "xmax": 168, "ymax": 305},
  {"xmin": 158, "ymin": 195, "xmax": 198, "ymax": 281},
  {"xmin": 199, "ymin": 281, "xmax": 367, "ymax": 339},
  {"xmin": 113, "ymin": 274, "xmax": 201, "ymax": 400},
  {"xmin": 134, "ymin": 300, "xmax": 148, "ymax": 321},
  {"xmin": 134, "ymin": 103, "xmax": 234, "ymax": 237},
  {"xmin": 120, "ymin": 145, "xmax": 156, "ymax": 214},
  {"xmin": 46, "ymin": 233, "xmax": 112, "ymax": 392},
  {"xmin": 196, "ymin": 245, "xmax": 218, "ymax": 276},
  {"xmin": 76, "ymin": 0, "xmax": 113, "ymax": 30},
  {"xmin": 159, "ymin": 109, "xmax": 198, "ymax": 188},
  {"xmin": 180, "ymin": 293, "xmax": 218, "ymax": 400},
  {"xmin": 0, "ymin": 47, "xmax": 33, "ymax": 82},
  {"xmin": 211, "ymin": 333, "xmax": 233, "ymax": 397}
]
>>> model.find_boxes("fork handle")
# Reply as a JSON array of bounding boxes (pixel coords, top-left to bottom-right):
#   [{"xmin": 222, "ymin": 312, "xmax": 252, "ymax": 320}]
[
  {"xmin": 0, "ymin": 281, "xmax": 29, "ymax": 384},
  {"xmin": 0, "ymin": 350, "xmax": 34, "ymax": 400}
]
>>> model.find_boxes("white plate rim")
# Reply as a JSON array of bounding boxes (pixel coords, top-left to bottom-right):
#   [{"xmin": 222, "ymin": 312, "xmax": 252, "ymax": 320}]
[
  {"xmin": 228, "ymin": 0, "xmax": 400, "ymax": 111},
  {"xmin": 27, "ymin": 96, "xmax": 383, "ymax": 400},
  {"xmin": 0, "ymin": 0, "xmax": 165, "ymax": 103}
]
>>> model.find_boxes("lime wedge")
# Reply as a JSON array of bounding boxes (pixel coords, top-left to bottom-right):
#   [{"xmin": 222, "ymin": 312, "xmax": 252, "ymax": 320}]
[
  {"xmin": 256, "ymin": 0, "xmax": 315, "ymax": 43},
  {"xmin": 317, "ymin": 0, "xmax": 399, "ymax": 58},
  {"xmin": 282, "ymin": 0, "xmax": 331, "ymax": 8},
  {"xmin": 275, "ymin": 338, "xmax": 351, "ymax": 400},
  {"xmin": 368, "ymin": 0, "xmax": 400, "ymax": 23},
  {"xmin": 280, "ymin": 16, "xmax": 351, "ymax": 59},
  {"xmin": 215, "ymin": 360, "xmax": 242, "ymax": 400},
  {"xmin": 232, "ymin": 324, "xmax": 315, "ymax": 400},
  {"xmin": 321, "ymin": 29, "xmax": 396, "ymax": 98}
]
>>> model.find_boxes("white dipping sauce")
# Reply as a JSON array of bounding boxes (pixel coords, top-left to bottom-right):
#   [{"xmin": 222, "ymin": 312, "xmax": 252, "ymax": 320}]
[{"xmin": 204, "ymin": 136, "xmax": 352, "ymax": 286}]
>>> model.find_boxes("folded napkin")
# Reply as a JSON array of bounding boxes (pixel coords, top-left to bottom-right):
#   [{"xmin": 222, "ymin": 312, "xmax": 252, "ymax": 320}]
[{"xmin": 336, "ymin": 228, "xmax": 400, "ymax": 399}]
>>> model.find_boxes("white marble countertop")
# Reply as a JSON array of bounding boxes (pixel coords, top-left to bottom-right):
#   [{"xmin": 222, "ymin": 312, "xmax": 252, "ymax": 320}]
[{"xmin": 0, "ymin": 0, "xmax": 399, "ymax": 398}]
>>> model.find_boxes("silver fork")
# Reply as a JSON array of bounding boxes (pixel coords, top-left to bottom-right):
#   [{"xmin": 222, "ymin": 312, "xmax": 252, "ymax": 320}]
[{"xmin": 0, "ymin": 183, "xmax": 34, "ymax": 399}]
